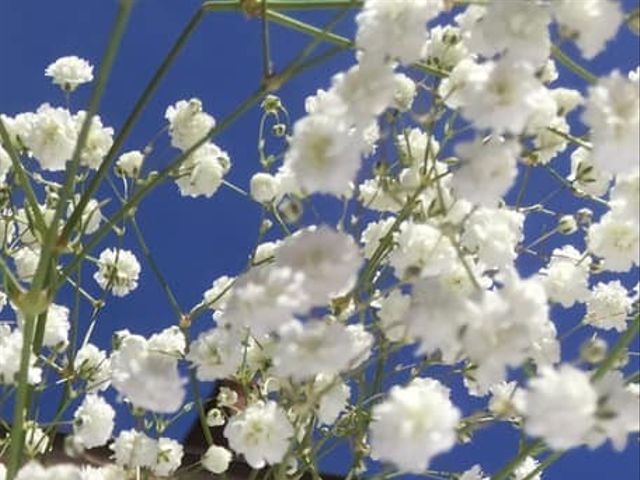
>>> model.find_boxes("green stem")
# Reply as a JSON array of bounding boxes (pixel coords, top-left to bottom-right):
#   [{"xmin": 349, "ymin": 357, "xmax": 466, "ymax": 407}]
[
  {"xmin": 592, "ymin": 315, "xmax": 640, "ymax": 382},
  {"xmin": 491, "ymin": 440, "xmax": 545, "ymax": 480},
  {"xmin": 551, "ymin": 45, "xmax": 597, "ymax": 85}
]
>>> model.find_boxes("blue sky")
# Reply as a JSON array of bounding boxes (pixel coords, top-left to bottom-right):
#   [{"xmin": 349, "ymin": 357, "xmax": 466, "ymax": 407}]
[{"xmin": 0, "ymin": 0, "xmax": 638, "ymax": 478}]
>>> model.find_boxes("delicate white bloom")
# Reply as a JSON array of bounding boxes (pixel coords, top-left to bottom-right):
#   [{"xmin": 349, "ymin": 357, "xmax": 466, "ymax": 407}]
[
  {"xmin": 585, "ymin": 281, "xmax": 634, "ymax": 331},
  {"xmin": 314, "ymin": 374, "xmax": 350, "ymax": 425},
  {"xmin": 72, "ymin": 394, "xmax": 115, "ymax": 449},
  {"xmin": 284, "ymin": 113, "xmax": 362, "ymax": 196},
  {"xmin": 461, "ymin": 208, "xmax": 524, "ymax": 268},
  {"xmin": 253, "ymin": 240, "xmax": 281, "ymax": 264},
  {"xmin": 346, "ymin": 323, "xmax": 374, "ymax": 368},
  {"xmin": 24, "ymin": 103, "xmax": 77, "ymax": 171},
  {"xmin": 540, "ymin": 245, "xmax": 591, "ymax": 308},
  {"xmin": 165, "ymin": 98, "xmax": 216, "ymax": 151},
  {"xmin": 552, "ymin": 87, "xmax": 584, "ymax": 115},
  {"xmin": 111, "ymin": 429, "xmax": 158, "ymax": 468},
  {"xmin": 459, "ymin": 465, "xmax": 489, "ymax": 480},
  {"xmin": 250, "ymin": 172, "xmax": 280, "ymax": 203},
  {"xmin": 110, "ymin": 329, "xmax": 185, "ymax": 413},
  {"xmin": 13, "ymin": 247, "xmax": 40, "ymax": 282},
  {"xmin": 45, "ymin": 56, "xmax": 93, "ymax": 91},
  {"xmin": 588, "ymin": 371, "xmax": 640, "ymax": 451},
  {"xmin": 202, "ymin": 275, "xmax": 234, "ymax": 311},
  {"xmin": 439, "ymin": 58, "xmax": 490, "ymax": 110},
  {"xmin": 93, "ymin": 248, "xmax": 141, "ymax": 296},
  {"xmin": 397, "ymin": 127, "xmax": 440, "ymax": 166},
  {"xmin": 273, "ymin": 319, "xmax": 373, "ymax": 381},
  {"xmin": 356, "ymin": 0, "xmax": 443, "ymax": 65},
  {"xmin": 186, "ymin": 326, "xmax": 245, "ymax": 381},
  {"xmin": 152, "ymin": 437, "xmax": 184, "ymax": 477},
  {"xmin": 392, "ymin": 73, "xmax": 417, "ymax": 112},
  {"xmin": 224, "ymin": 400, "xmax": 294, "ymax": 469},
  {"xmin": 67, "ymin": 196, "xmax": 103, "ymax": 235},
  {"xmin": 569, "ymin": 147, "xmax": 612, "ymax": 197},
  {"xmin": 532, "ymin": 116, "xmax": 569, "ymax": 164},
  {"xmin": 276, "ymin": 226, "xmax": 363, "ymax": 305},
  {"xmin": 80, "ymin": 465, "xmax": 126, "ymax": 480},
  {"xmin": 116, "ymin": 150, "xmax": 144, "ymax": 177},
  {"xmin": 16, "ymin": 303, "xmax": 69, "ymax": 349},
  {"xmin": 0, "ymin": 324, "xmax": 42, "ymax": 385},
  {"xmin": 390, "ymin": 221, "xmax": 456, "ymax": 278},
  {"xmin": 514, "ymin": 457, "xmax": 541, "ymax": 480},
  {"xmin": 1, "ymin": 112, "xmax": 37, "ymax": 151},
  {"xmin": 74, "ymin": 343, "xmax": 111, "ymax": 391},
  {"xmin": 583, "ymin": 71, "xmax": 640, "ymax": 174},
  {"xmin": 464, "ymin": 1, "xmax": 551, "ymax": 65},
  {"xmin": 15, "ymin": 462, "xmax": 83, "ymax": 480},
  {"xmin": 452, "ymin": 136, "xmax": 520, "ymax": 206},
  {"xmin": 588, "ymin": 212, "xmax": 639, "ymax": 272},
  {"xmin": 223, "ymin": 265, "xmax": 308, "ymax": 335},
  {"xmin": 361, "ymin": 217, "xmax": 396, "ymax": 259},
  {"xmin": 369, "ymin": 378, "xmax": 460, "ymax": 473},
  {"xmin": 456, "ymin": 60, "xmax": 553, "ymax": 134},
  {"xmin": 489, "ymin": 381, "xmax": 524, "ymax": 419},
  {"xmin": 175, "ymin": 142, "xmax": 230, "ymax": 198},
  {"xmin": 610, "ymin": 170, "xmax": 639, "ymax": 221},
  {"xmin": 523, "ymin": 365, "xmax": 597, "ymax": 449},
  {"xmin": 423, "ymin": 25, "xmax": 468, "ymax": 71},
  {"xmin": 202, "ymin": 444, "xmax": 232, "ymax": 474},
  {"xmin": 374, "ymin": 289, "xmax": 411, "ymax": 342},
  {"xmin": 74, "ymin": 111, "xmax": 114, "ymax": 169},
  {"xmin": 552, "ymin": 0, "xmax": 623, "ymax": 59}
]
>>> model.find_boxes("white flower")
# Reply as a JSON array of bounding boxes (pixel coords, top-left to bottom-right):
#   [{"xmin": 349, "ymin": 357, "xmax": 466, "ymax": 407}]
[
  {"xmin": 165, "ymin": 98, "xmax": 216, "ymax": 151},
  {"xmin": 540, "ymin": 245, "xmax": 591, "ymax": 308},
  {"xmin": 202, "ymin": 275, "xmax": 235, "ymax": 312},
  {"xmin": 72, "ymin": 394, "xmax": 115, "ymax": 449},
  {"xmin": 314, "ymin": 374, "xmax": 350, "ymax": 425},
  {"xmin": 569, "ymin": 147, "xmax": 612, "ymax": 197},
  {"xmin": 488, "ymin": 381, "xmax": 524, "ymax": 419},
  {"xmin": 0, "ymin": 324, "xmax": 42, "ymax": 385},
  {"xmin": 111, "ymin": 429, "xmax": 158, "ymax": 468},
  {"xmin": 582, "ymin": 71, "xmax": 640, "ymax": 175},
  {"xmin": 116, "ymin": 150, "xmax": 144, "ymax": 177},
  {"xmin": 588, "ymin": 371, "xmax": 640, "ymax": 451},
  {"xmin": 552, "ymin": 0, "xmax": 623, "ymax": 59},
  {"xmin": 585, "ymin": 281, "xmax": 634, "ymax": 332},
  {"xmin": 610, "ymin": 170, "xmax": 639, "ymax": 221},
  {"xmin": 250, "ymin": 172, "xmax": 280, "ymax": 203},
  {"xmin": 15, "ymin": 462, "xmax": 83, "ymax": 480},
  {"xmin": 110, "ymin": 328, "xmax": 185, "ymax": 413},
  {"xmin": 224, "ymin": 400, "xmax": 294, "ymax": 469},
  {"xmin": 223, "ymin": 265, "xmax": 308, "ymax": 335},
  {"xmin": 175, "ymin": 142, "xmax": 230, "ymax": 198},
  {"xmin": 464, "ymin": 0, "xmax": 551, "ymax": 65},
  {"xmin": 283, "ymin": 113, "xmax": 362, "ymax": 196},
  {"xmin": 514, "ymin": 456, "xmax": 541, "ymax": 480},
  {"xmin": 152, "ymin": 437, "xmax": 183, "ymax": 477},
  {"xmin": 461, "ymin": 208, "xmax": 524, "ymax": 269},
  {"xmin": 45, "ymin": 56, "xmax": 94, "ymax": 91},
  {"xmin": 74, "ymin": 112, "xmax": 114, "ymax": 169},
  {"xmin": 423, "ymin": 25, "xmax": 469, "ymax": 71},
  {"xmin": 588, "ymin": 212, "xmax": 639, "ymax": 272},
  {"xmin": 369, "ymin": 378, "xmax": 460, "ymax": 473},
  {"xmin": 361, "ymin": 217, "xmax": 396, "ymax": 259},
  {"xmin": 186, "ymin": 326, "xmax": 245, "ymax": 381},
  {"xmin": 390, "ymin": 221, "xmax": 456, "ymax": 279},
  {"xmin": 276, "ymin": 226, "xmax": 363, "ymax": 305},
  {"xmin": 24, "ymin": 104, "xmax": 77, "ymax": 171},
  {"xmin": 202, "ymin": 445, "xmax": 232, "ymax": 474},
  {"xmin": 439, "ymin": 58, "xmax": 490, "ymax": 110},
  {"xmin": 93, "ymin": 248, "xmax": 141, "ymax": 296},
  {"xmin": 356, "ymin": 0, "xmax": 443, "ymax": 65},
  {"xmin": 74, "ymin": 343, "xmax": 111, "ymax": 391},
  {"xmin": 457, "ymin": 60, "xmax": 553, "ymax": 134},
  {"xmin": 523, "ymin": 364, "xmax": 597, "ymax": 449},
  {"xmin": 452, "ymin": 136, "xmax": 520, "ymax": 206},
  {"xmin": 68, "ymin": 197, "xmax": 103, "ymax": 236},
  {"xmin": 13, "ymin": 247, "xmax": 40, "ymax": 282},
  {"xmin": 374, "ymin": 289, "xmax": 411, "ymax": 342},
  {"xmin": 459, "ymin": 465, "xmax": 489, "ymax": 480},
  {"xmin": 272, "ymin": 319, "xmax": 373, "ymax": 381},
  {"xmin": 396, "ymin": 127, "xmax": 440, "ymax": 166},
  {"xmin": 392, "ymin": 73, "xmax": 417, "ymax": 112},
  {"xmin": 0, "ymin": 145, "xmax": 11, "ymax": 183},
  {"xmin": 17, "ymin": 302, "xmax": 70, "ymax": 350}
]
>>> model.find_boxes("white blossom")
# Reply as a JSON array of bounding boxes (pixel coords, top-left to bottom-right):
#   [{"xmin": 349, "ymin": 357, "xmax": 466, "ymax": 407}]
[
  {"xmin": 72, "ymin": 394, "xmax": 115, "ymax": 449},
  {"xmin": 116, "ymin": 150, "xmax": 144, "ymax": 177},
  {"xmin": 540, "ymin": 245, "xmax": 591, "ymax": 308},
  {"xmin": 165, "ymin": 98, "xmax": 215, "ymax": 151},
  {"xmin": 152, "ymin": 437, "xmax": 183, "ymax": 477},
  {"xmin": 110, "ymin": 429, "xmax": 158, "ymax": 469},
  {"xmin": 588, "ymin": 212, "xmax": 639, "ymax": 272},
  {"xmin": 585, "ymin": 281, "xmax": 634, "ymax": 331},
  {"xmin": 93, "ymin": 248, "xmax": 141, "ymax": 296},
  {"xmin": 224, "ymin": 400, "xmax": 294, "ymax": 469},
  {"xmin": 175, "ymin": 142, "xmax": 230, "ymax": 198},
  {"xmin": 45, "ymin": 56, "xmax": 94, "ymax": 91},
  {"xmin": 24, "ymin": 104, "xmax": 77, "ymax": 171},
  {"xmin": 369, "ymin": 378, "xmax": 460, "ymax": 473},
  {"xmin": 202, "ymin": 444, "xmax": 232, "ymax": 474},
  {"xmin": 186, "ymin": 326, "xmax": 245, "ymax": 381}
]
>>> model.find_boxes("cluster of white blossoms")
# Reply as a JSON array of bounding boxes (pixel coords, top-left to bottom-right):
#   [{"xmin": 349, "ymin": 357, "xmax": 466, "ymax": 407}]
[{"xmin": 1, "ymin": 0, "xmax": 638, "ymax": 479}]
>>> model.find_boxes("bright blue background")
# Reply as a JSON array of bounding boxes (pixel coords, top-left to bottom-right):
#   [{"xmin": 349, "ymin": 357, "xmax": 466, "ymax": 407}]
[{"xmin": 0, "ymin": 0, "xmax": 638, "ymax": 478}]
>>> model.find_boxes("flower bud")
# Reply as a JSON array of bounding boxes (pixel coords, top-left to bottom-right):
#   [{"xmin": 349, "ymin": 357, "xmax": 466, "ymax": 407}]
[
  {"xmin": 558, "ymin": 214, "xmax": 578, "ymax": 235},
  {"xmin": 580, "ymin": 336, "xmax": 608, "ymax": 364},
  {"xmin": 250, "ymin": 172, "xmax": 279, "ymax": 204}
]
